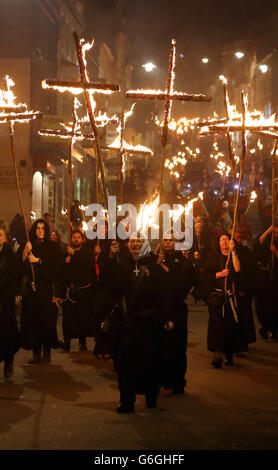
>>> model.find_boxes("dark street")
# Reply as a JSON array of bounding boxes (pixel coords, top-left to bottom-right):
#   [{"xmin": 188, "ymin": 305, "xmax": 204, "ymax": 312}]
[{"xmin": 0, "ymin": 300, "xmax": 277, "ymax": 451}]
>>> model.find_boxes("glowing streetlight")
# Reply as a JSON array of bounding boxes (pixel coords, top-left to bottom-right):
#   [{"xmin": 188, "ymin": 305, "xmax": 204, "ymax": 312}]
[
  {"xmin": 259, "ymin": 64, "xmax": 268, "ymax": 74},
  {"xmin": 219, "ymin": 75, "xmax": 227, "ymax": 84},
  {"xmin": 235, "ymin": 51, "xmax": 245, "ymax": 59},
  {"xmin": 142, "ymin": 62, "xmax": 157, "ymax": 72},
  {"xmin": 202, "ymin": 57, "xmax": 209, "ymax": 64}
]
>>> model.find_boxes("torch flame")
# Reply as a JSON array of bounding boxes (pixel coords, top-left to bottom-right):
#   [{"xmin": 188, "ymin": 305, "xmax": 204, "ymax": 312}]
[{"xmin": 250, "ymin": 191, "xmax": 257, "ymax": 203}]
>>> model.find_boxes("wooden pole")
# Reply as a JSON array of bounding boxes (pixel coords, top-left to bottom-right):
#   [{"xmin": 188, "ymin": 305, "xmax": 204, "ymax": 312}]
[
  {"xmin": 159, "ymin": 41, "xmax": 176, "ymax": 246},
  {"xmin": 271, "ymin": 139, "xmax": 277, "ymax": 279},
  {"xmin": 67, "ymin": 99, "xmax": 78, "ymax": 244},
  {"xmin": 73, "ymin": 32, "xmax": 109, "ymax": 210},
  {"xmin": 8, "ymin": 121, "xmax": 36, "ymax": 290},
  {"xmin": 223, "ymin": 83, "xmax": 236, "ymax": 202},
  {"xmin": 119, "ymin": 111, "xmax": 125, "ymax": 205},
  {"xmin": 225, "ymin": 92, "xmax": 247, "ymax": 293}
]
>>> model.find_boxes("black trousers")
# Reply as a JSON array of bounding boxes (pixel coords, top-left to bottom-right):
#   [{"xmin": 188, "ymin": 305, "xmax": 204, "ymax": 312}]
[{"xmin": 120, "ymin": 386, "xmax": 158, "ymax": 405}]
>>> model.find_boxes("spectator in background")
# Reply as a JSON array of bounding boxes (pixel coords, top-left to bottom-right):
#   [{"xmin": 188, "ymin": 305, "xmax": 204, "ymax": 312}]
[
  {"xmin": 70, "ymin": 201, "xmax": 83, "ymax": 229},
  {"xmin": 192, "ymin": 251, "xmax": 205, "ymax": 304},
  {"xmin": 238, "ymin": 213, "xmax": 252, "ymax": 246},
  {"xmin": 9, "ymin": 213, "xmax": 26, "ymax": 247},
  {"xmin": 212, "ymin": 222, "xmax": 224, "ymax": 252},
  {"xmin": 43, "ymin": 212, "xmax": 56, "ymax": 233},
  {"xmin": 50, "ymin": 231, "xmax": 67, "ymax": 254},
  {"xmin": 191, "ymin": 221, "xmax": 211, "ymax": 259}
]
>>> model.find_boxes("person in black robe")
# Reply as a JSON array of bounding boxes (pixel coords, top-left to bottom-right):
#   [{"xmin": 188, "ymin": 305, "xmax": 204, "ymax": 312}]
[
  {"xmin": 70, "ymin": 200, "xmax": 83, "ymax": 229},
  {"xmin": 61, "ymin": 230, "xmax": 96, "ymax": 352},
  {"xmin": 253, "ymin": 225, "xmax": 278, "ymax": 340},
  {"xmin": 154, "ymin": 232, "xmax": 195, "ymax": 394},
  {"xmin": 0, "ymin": 229, "xmax": 21, "ymax": 378},
  {"xmin": 90, "ymin": 238, "xmax": 120, "ymax": 359},
  {"xmin": 9, "ymin": 213, "xmax": 27, "ymax": 247},
  {"xmin": 203, "ymin": 234, "xmax": 241, "ymax": 368},
  {"xmin": 19, "ymin": 219, "xmax": 63, "ymax": 364},
  {"xmin": 191, "ymin": 250, "xmax": 205, "ymax": 304},
  {"xmin": 234, "ymin": 230, "xmax": 257, "ymax": 353},
  {"xmin": 107, "ymin": 233, "xmax": 163, "ymax": 413}
]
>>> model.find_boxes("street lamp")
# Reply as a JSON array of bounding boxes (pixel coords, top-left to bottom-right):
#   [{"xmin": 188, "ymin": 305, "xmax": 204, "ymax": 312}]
[
  {"xmin": 219, "ymin": 74, "xmax": 227, "ymax": 84},
  {"xmin": 259, "ymin": 64, "xmax": 268, "ymax": 74},
  {"xmin": 142, "ymin": 62, "xmax": 157, "ymax": 72},
  {"xmin": 235, "ymin": 51, "xmax": 245, "ymax": 59}
]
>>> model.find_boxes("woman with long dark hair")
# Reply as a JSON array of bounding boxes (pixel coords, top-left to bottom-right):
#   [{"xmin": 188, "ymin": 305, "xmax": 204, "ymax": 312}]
[
  {"xmin": 0, "ymin": 228, "xmax": 21, "ymax": 378},
  {"xmin": 20, "ymin": 219, "xmax": 63, "ymax": 364},
  {"xmin": 203, "ymin": 233, "xmax": 241, "ymax": 368}
]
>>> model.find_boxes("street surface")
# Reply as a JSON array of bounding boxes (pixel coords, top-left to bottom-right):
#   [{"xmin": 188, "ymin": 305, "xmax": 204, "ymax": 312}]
[{"xmin": 0, "ymin": 299, "xmax": 277, "ymax": 450}]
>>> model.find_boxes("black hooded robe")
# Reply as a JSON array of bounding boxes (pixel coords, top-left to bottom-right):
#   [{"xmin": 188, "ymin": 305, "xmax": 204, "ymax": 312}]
[
  {"xmin": 62, "ymin": 246, "xmax": 96, "ymax": 340},
  {"xmin": 112, "ymin": 252, "xmax": 163, "ymax": 404},
  {"xmin": 253, "ymin": 234, "xmax": 278, "ymax": 337},
  {"xmin": 203, "ymin": 253, "xmax": 241, "ymax": 356},
  {"xmin": 19, "ymin": 239, "xmax": 63, "ymax": 350},
  {"xmin": 236, "ymin": 244, "xmax": 257, "ymax": 349},
  {"xmin": 0, "ymin": 243, "xmax": 21, "ymax": 362},
  {"xmin": 153, "ymin": 251, "xmax": 195, "ymax": 391}
]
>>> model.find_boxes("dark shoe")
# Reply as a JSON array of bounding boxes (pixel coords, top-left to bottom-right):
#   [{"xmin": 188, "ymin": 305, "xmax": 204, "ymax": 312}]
[
  {"xmin": 145, "ymin": 395, "xmax": 157, "ymax": 409},
  {"xmin": 172, "ymin": 387, "xmax": 185, "ymax": 395},
  {"xmin": 28, "ymin": 348, "xmax": 41, "ymax": 364},
  {"xmin": 61, "ymin": 340, "xmax": 71, "ymax": 352},
  {"xmin": 28, "ymin": 356, "xmax": 41, "ymax": 364},
  {"xmin": 4, "ymin": 362, "xmax": 14, "ymax": 379},
  {"xmin": 225, "ymin": 358, "xmax": 234, "ymax": 366},
  {"xmin": 117, "ymin": 403, "xmax": 135, "ymax": 414},
  {"xmin": 211, "ymin": 359, "xmax": 222, "ymax": 369},
  {"xmin": 259, "ymin": 328, "xmax": 268, "ymax": 340},
  {"xmin": 79, "ymin": 343, "xmax": 88, "ymax": 351}
]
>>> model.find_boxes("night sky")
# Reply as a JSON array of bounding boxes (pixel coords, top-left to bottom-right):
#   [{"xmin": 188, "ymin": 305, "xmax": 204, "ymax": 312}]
[{"xmin": 87, "ymin": 0, "xmax": 278, "ymax": 75}]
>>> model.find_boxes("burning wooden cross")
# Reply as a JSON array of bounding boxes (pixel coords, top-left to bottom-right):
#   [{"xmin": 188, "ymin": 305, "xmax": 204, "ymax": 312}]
[
  {"xmin": 42, "ymin": 32, "xmax": 120, "ymax": 210},
  {"xmin": 39, "ymin": 96, "xmax": 119, "ymax": 232},
  {"xmin": 100, "ymin": 104, "xmax": 153, "ymax": 203},
  {"xmin": 259, "ymin": 132, "xmax": 278, "ymax": 278},
  {"xmin": 126, "ymin": 39, "xmax": 211, "ymax": 206},
  {"xmin": 0, "ymin": 75, "xmax": 42, "ymax": 290},
  {"xmin": 199, "ymin": 89, "xmax": 278, "ymax": 285},
  {"xmin": 41, "ymin": 97, "xmax": 81, "ymax": 243}
]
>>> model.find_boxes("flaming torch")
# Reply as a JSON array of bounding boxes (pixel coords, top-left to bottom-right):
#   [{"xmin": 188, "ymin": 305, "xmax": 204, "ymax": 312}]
[
  {"xmin": 0, "ymin": 76, "xmax": 42, "ymax": 290},
  {"xmin": 100, "ymin": 103, "xmax": 153, "ymax": 203},
  {"xmin": 199, "ymin": 89, "xmax": 278, "ymax": 290},
  {"xmin": 126, "ymin": 39, "xmax": 211, "ymax": 206},
  {"xmin": 126, "ymin": 39, "xmax": 211, "ymax": 244},
  {"xmin": 42, "ymin": 33, "xmax": 120, "ymax": 210}
]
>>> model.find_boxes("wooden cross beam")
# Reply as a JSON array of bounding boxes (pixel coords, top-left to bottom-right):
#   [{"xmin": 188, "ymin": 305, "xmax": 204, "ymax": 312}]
[
  {"xmin": 101, "ymin": 142, "xmax": 153, "ymax": 156},
  {"xmin": 43, "ymin": 79, "xmax": 119, "ymax": 94},
  {"xmin": 42, "ymin": 33, "xmax": 120, "ymax": 210},
  {"xmin": 0, "ymin": 111, "xmax": 42, "ymax": 123},
  {"xmin": 39, "ymin": 128, "xmax": 94, "ymax": 141},
  {"xmin": 126, "ymin": 39, "xmax": 211, "ymax": 205},
  {"xmin": 0, "ymin": 104, "xmax": 27, "ymax": 113}
]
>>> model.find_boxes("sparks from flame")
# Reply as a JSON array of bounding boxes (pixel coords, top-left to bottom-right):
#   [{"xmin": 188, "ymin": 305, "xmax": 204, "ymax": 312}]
[
  {"xmin": 105, "ymin": 103, "xmax": 153, "ymax": 157},
  {"xmin": 0, "ymin": 76, "xmax": 41, "ymax": 123},
  {"xmin": 136, "ymin": 192, "xmax": 203, "ymax": 234},
  {"xmin": 250, "ymin": 191, "xmax": 257, "ymax": 203}
]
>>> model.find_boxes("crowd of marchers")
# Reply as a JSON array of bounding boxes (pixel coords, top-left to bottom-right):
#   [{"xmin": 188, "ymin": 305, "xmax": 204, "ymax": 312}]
[{"xmin": 0, "ymin": 212, "xmax": 277, "ymax": 413}]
